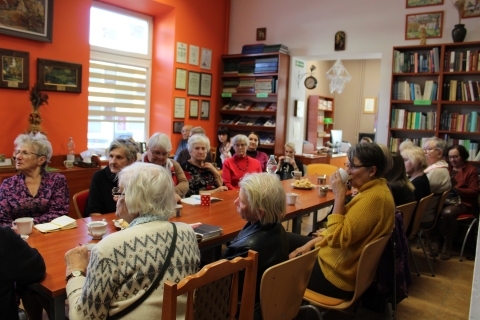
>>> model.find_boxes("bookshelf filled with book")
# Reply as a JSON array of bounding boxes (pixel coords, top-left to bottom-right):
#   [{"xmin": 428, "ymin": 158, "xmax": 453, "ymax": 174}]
[
  {"xmin": 389, "ymin": 41, "xmax": 480, "ymax": 162},
  {"xmin": 218, "ymin": 52, "xmax": 289, "ymax": 155},
  {"xmin": 307, "ymin": 95, "xmax": 334, "ymax": 147}
]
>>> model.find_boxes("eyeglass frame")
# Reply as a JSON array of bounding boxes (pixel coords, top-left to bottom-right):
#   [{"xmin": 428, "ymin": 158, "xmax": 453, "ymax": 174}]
[
  {"xmin": 422, "ymin": 147, "xmax": 439, "ymax": 153},
  {"xmin": 148, "ymin": 150, "xmax": 170, "ymax": 157},
  {"xmin": 13, "ymin": 150, "xmax": 41, "ymax": 158},
  {"xmin": 234, "ymin": 143, "xmax": 247, "ymax": 148},
  {"xmin": 112, "ymin": 187, "xmax": 124, "ymax": 196},
  {"xmin": 344, "ymin": 162, "xmax": 372, "ymax": 171}
]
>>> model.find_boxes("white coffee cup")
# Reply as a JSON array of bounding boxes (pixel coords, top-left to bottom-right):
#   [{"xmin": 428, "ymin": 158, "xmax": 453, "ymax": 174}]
[
  {"xmin": 286, "ymin": 193, "xmax": 299, "ymax": 205},
  {"xmin": 66, "ymin": 154, "xmax": 75, "ymax": 161},
  {"xmin": 339, "ymin": 167, "xmax": 352, "ymax": 183},
  {"xmin": 291, "ymin": 171, "xmax": 302, "ymax": 180},
  {"xmin": 87, "ymin": 221, "xmax": 107, "ymax": 239},
  {"xmin": 12, "ymin": 217, "xmax": 34, "ymax": 235},
  {"xmin": 63, "ymin": 160, "xmax": 74, "ymax": 168}
]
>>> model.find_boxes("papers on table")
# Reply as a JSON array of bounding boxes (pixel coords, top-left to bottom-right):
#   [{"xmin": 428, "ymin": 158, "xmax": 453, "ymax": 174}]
[
  {"xmin": 189, "ymin": 222, "xmax": 223, "ymax": 241},
  {"xmin": 181, "ymin": 195, "xmax": 223, "ymax": 206},
  {"xmin": 34, "ymin": 215, "xmax": 77, "ymax": 233}
]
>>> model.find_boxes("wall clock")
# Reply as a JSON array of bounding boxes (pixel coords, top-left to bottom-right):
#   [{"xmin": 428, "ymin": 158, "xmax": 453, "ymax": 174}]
[{"xmin": 304, "ymin": 76, "xmax": 317, "ymax": 89}]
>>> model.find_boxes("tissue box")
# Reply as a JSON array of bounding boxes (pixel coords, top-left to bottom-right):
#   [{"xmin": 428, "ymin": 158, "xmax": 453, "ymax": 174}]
[{"xmin": 74, "ymin": 160, "xmax": 98, "ymax": 168}]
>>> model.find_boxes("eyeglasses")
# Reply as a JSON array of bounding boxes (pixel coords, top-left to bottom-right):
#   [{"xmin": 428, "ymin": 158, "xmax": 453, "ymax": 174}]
[
  {"xmin": 149, "ymin": 150, "xmax": 169, "ymax": 157},
  {"xmin": 345, "ymin": 162, "xmax": 371, "ymax": 171},
  {"xmin": 112, "ymin": 187, "xmax": 124, "ymax": 196},
  {"xmin": 13, "ymin": 150, "xmax": 40, "ymax": 158},
  {"xmin": 422, "ymin": 147, "xmax": 438, "ymax": 152},
  {"xmin": 448, "ymin": 155, "xmax": 459, "ymax": 160},
  {"xmin": 234, "ymin": 144, "xmax": 246, "ymax": 148}
]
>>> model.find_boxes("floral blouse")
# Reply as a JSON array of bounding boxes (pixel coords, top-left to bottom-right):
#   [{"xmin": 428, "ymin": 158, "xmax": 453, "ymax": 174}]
[
  {"xmin": 181, "ymin": 162, "xmax": 219, "ymax": 195},
  {"xmin": 0, "ymin": 171, "xmax": 70, "ymax": 226}
]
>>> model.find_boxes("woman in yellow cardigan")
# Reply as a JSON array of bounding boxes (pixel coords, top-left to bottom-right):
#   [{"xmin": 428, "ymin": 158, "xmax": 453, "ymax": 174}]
[{"xmin": 289, "ymin": 143, "xmax": 395, "ymax": 299}]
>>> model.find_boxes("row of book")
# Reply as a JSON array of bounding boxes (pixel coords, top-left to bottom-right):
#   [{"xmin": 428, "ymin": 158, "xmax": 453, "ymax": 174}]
[
  {"xmin": 223, "ymin": 57, "xmax": 279, "ymax": 75},
  {"xmin": 439, "ymin": 111, "xmax": 479, "ymax": 132},
  {"xmin": 444, "ymin": 50, "xmax": 480, "ymax": 72},
  {"xmin": 390, "ymin": 109, "xmax": 436, "ymax": 130},
  {"xmin": 443, "ymin": 80, "xmax": 480, "ymax": 101},
  {"xmin": 241, "ymin": 43, "xmax": 288, "ymax": 54},
  {"xmin": 392, "ymin": 80, "xmax": 438, "ymax": 101},
  {"xmin": 392, "ymin": 48, "xmax": 440, "ymax": 73},
  {"xmin": 318, "ymin": 99, "xmax": 333, "ymax": 111},
  {"xmin": 441, "ymin": 136, "xmax": 480, "ymax": 161},
  {"xmin": 220, "ymin": 115, "xmax": 276, "ymax": 127},
  {"xmin": 221, "ymin": 100, "xmax": 277, "ymax": 112},
  {"xmin": 389, "ymin": 137, "xmax": 427, "ymax": 152},
  {"xmin": 222, "ymin": 77, "xmax": 277, "ymax": 94}
]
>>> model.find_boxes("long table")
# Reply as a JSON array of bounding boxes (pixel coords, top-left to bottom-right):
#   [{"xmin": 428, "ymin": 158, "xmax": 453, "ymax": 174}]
[{"xmin": 26, "ymin": 175, "xmax": 336, "ymax": 319}]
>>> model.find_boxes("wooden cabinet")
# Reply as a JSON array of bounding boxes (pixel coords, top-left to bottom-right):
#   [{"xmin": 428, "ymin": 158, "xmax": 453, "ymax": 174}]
[
  {"xmin": 218, "ymin": 52, "xmax": 289, "ymax": 155},
  {"xmin": 307, "ymin": 95, "xmax": 334, "ymax": 148},
  {"xmin": 389, "ymin": 41, "xmax": 480, "ymax": 163}
]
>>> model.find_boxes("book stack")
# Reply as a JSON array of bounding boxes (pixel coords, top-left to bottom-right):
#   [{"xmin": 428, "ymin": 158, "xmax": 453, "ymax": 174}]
[
  {"xmin": 237, "ymin": 78, "xmax": 255, "ymax": 93},
  {"xmin": 263, "ymin": 44, "xmax": 288, "ymax": 54},
  {"xmin": 254, "ymin": 57, "xmax": 278, "ymax": 73},
  {"xmin": 254, "ymin": 77, "xmax": 274, "ymax": 93},
  {"xmin": 241, "ymin": 43, "xmax": 265, "ymax": 54},
  {"xmin": 34, "ymin": 216, "xmax": 77, "ymax": 233},
  {"xmin": 223, "ymin": 59, "xmax": 239, "ymax": 74},
  {"xmin": 190, "ymin": 223, "xmax": 223, "ymax": 241},
  {"xmin": 238, "ymin": 60, "xmax": 255, "ymax": 74},
  {"xmin": 222, "ymin": 79, "xmax": 240, "ymax": 93}
]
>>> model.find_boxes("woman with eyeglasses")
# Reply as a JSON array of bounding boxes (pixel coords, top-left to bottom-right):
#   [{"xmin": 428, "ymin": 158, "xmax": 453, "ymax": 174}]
[
  {"xmin": 142, "ymin": 133, "xmax": 189, "ymax": 203},
  {"xmin": 247, "ymin": 132, "xmax": 269, "ymax": 172},
  {"xmin": 288, "ymin": 143, "xmax": 394, "ymax": 300},
  {"xmin": 85, "ymin": 139, "xmax": 138, "ymax": 217},
  {"xmin": 0, "ymin": 133, "xmax": 69, "ymax": 226},
  {"xmin": 438, "ymin": 145, "xmax": 479, "ymax": 260},
  {"xmin": 222, "ymin": 134, "xmax": 262, "ymax": 190}
]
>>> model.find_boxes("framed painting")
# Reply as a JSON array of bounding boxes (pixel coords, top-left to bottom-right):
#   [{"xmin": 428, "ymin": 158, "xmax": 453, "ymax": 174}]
[
  {"xmin": 0, "ymin": 0, "xmax": 54, "ymax": 42},
  {"xmin": 406, "ymin": 0, "xmax": 443, "ymax": 8},
  {"xmin": 37, "ymin": 59, "xmax": 82, "ymax": 93},
  {"xmin": 200, "ymin": 100, "xmax": 210, "ymax": 120},
  {"xmin": 0, "ymin": 48, "xmax": 29, "ymax": 90},
  {"xmin": 256, "ymin": 28, "xmax": 266, "ymax": 41},
  {"xmin": 463, "ymin": 1, "xmax": 480, "ymax": 18},
  {"xmin": 173, "ymin": 121, "xmax": 184, "ymax": 133},
  {"xmin": 405, "ymin": 11, "xmax": 443, "ymax": 40}
]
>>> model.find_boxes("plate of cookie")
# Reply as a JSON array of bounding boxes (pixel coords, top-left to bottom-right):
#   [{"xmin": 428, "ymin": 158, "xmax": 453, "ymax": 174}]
[{"xmin": 291, "ymin": 179, "xmax": 316, "ymax": 190}]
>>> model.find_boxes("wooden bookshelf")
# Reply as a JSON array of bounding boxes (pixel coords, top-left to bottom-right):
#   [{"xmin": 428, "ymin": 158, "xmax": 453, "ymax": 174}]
[{"xmin": 307, "ymin": 95, "xmax": 334, "ymax": 147}]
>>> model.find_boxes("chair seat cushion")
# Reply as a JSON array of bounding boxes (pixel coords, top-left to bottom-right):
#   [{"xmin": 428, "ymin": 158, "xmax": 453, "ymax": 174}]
[
  {"xmin": 457, "ymin": 214, "xmax": 475, "ymax": 220},
  {"xmin": 304, "ymin": 289, "xmax": 346, "ymax": 306}
]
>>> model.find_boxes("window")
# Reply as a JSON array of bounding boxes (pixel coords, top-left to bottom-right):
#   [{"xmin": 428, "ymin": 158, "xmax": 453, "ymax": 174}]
[{"xmin": 88, "ymin": 3, "xmax": 152, "ymax": 151}]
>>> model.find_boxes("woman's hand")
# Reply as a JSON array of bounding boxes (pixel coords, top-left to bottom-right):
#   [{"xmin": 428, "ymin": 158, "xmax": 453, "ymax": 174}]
[
  {"xmin": 289, "ymin": 240, "xmax": 316, "ymax": 259},
  {"xmin": 65, "ymin": 246, "xmax": 89, "ymax": 276},
  {"xmin": 174, "ymin": 193, "xmax": 182, "ymax": 203},
  {"xmin": 278, "ymin": 156, "xmax": 285, "ymax": 165},
  {"xmin": 312, "ymin": 228, "xmax": 326, "ymax": 238},
  {"xmin": 213, "ymin": 186, "xmax": 229, "ymax": 193},
  {"xmin": 202, "ymin": 162, "xmax": 218, "ymax": 173},
  {"xmin": 330, "ymin": 169, "xmax": 348, "ymax": 196}
]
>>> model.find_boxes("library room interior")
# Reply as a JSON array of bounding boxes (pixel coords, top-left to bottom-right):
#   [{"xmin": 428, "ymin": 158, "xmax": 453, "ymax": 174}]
[{"xmin": 1, "ymin": 0, "xmax": 480, "ymax": 319}]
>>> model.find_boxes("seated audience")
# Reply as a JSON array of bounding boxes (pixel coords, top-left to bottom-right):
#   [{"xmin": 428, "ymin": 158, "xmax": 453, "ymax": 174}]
[
  {"xmin": 276, "ymin": 142, "xmax": 304, "ymax": 177},
  {"xmin": 439, "ymin": 145, "xmax": 479, "ymax": 260},
  {"xmin": 288, "ymin": 143, "xmax": 394, "ymax": 300},
  {"xmin": 176, "ymin": 127, "xmax": 213, "ymax": 164},
  {"xmin": 181, "ymin": 135, "xmax": 227, "ymax": 195},
  {"xmin": 246, "ymin": 132, "xmax": 268, "ymax": 172},
  {"xmin": 385, "ymin": 152, "xmax": 415, "ymax": 206},
  {"xmin": 222, "ymin": 135, "xmax": 262, "ymax": 190},
  {"xmin": 215, "ymin": 126, "xmax": 234, "ymax": 169},
  {"xmin": 142, "ymin": 132, "xmax": 189, "ymax": 202},
  {"xmin": 0, "ymin": 133, "xmax": 69, "ymax": 226},
  {"xmin": 173, "ymin": 125, "xmax": 192, "ymax": 161},
  {"xmin": 401, "ymin": 145, "xmax": 431, "ymax": 202},
  {"xmin": 222, "ymin": 173, "xmax": 288, "ymax": 320},
  {"xmin": 65, "ymin": 162, "xmax": 201, "ymax": 319},
  {"xmin": 421, "ymin": 137, "xmax": 451, "ymax": 228},
  {"xmin": 0, "ymin": 226, "xmax": 46, "ymax": 320},
  {"xmin": 85, "ymin": 139, "xmax": 138, "ymax": 216}
]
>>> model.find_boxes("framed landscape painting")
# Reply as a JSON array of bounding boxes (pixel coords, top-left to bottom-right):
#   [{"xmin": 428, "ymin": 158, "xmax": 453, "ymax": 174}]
[
  {"xmin": 406, "ymin": 0, "xmax": 443, "ymax": 8},
  {"xmin": 0, "ymin": 0, "xmax": 54, "ymax": 42},
  {"xmin": 405, "ymin": 11, "xmax": 443, "ymax": 40},
  {"xmin": 0, "ymin": 48, "xmax": 29, "ymax": 90},
  {"xmin": 37, "ymin": 59, "xmax": 82, "ymax": 93},
  {"xmin": 463, "ymin": 0, "xmax": 480, "ymax": 18}
]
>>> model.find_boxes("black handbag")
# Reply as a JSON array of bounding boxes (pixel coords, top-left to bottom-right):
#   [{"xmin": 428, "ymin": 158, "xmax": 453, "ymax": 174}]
[{"xmin": 276, "ymin": 162, "xmax": 295, "ymax": 181}]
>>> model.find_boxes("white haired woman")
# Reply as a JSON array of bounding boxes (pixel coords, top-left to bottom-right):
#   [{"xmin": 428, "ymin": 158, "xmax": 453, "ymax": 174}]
[
  {"xmin": 222, "ymin": 134, "xmax": 262, "ymax": 190},
  {"xmin": 276, "ymin": 142, "xmax": 304, "ymax": 177},
  {"xmin": 142, "ymin": 132, "xmax": 189, "ymax": 202},
  {"xmin": 65, "ymin": 162, "xmax": 201, "ymax": 319},
  {"xmin": 181, "ymin": 134, "xmax": 228, "ymax": 195},
  {"xmin": 222, "ymin": 173, "xmax": 289, "ymax": 320},
  {"xmin": 0, "ymin": 133, "xmax": 69, "ymax": 226}
]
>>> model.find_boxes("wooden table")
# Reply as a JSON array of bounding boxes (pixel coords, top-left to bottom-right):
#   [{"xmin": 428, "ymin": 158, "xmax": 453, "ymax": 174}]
[{"xmin": 26, "ymin": 175, "xmax": 337, "ymax": 319}]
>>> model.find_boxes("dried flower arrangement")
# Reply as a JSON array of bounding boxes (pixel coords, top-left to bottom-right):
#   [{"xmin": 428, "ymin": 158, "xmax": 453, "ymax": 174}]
[
  {"xmin": 451, "ymin": 0, "xmax": 466, "ymax": 24},
  {"xmin": 27, "ymin": 83, "xmax": 49, "ymax": 134}
]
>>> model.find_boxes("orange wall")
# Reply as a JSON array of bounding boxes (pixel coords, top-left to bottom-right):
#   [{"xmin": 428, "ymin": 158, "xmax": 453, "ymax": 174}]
[{"xmin": 0, "ymin": 0, "xmax": 229, "ymax": 156}]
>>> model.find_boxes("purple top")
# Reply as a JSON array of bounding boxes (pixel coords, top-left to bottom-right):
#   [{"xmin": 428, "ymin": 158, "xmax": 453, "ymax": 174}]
[{"xmin": 0, "ymin": 171, "xmax": 70, "ymax": 226}]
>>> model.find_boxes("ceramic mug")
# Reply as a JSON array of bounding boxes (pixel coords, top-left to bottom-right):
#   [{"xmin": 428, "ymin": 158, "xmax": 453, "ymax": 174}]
[
  {"xmin": 12, "ymin": 217, "xmax": 34, "ymax": 235},
  {"xmin": 63, "ymin": 160, "xmax": 74, "ymax": 168},
  {"xmin": 200, "ymin": 191, "xmax": 211, "ymax": 206},
  {"xmin": 291, "ymin": 171, "xmax": 302, "ymax": 180},
  {"xmin": 286, "ymin": 193, "xmax": 299, "ymax": 205},
  {"xmin": 87, "ymin": 221, "xmax": 107, "ymax": 239},
  {"xmin": 339, "ymin": 168, "xmax": 352, "ymax": 183}
]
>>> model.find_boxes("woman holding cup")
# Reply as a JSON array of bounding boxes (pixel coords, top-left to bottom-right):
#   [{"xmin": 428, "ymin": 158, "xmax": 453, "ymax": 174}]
[{"xmin": 277, "ymin": 142, "xmax": 304, "ymax": 176}]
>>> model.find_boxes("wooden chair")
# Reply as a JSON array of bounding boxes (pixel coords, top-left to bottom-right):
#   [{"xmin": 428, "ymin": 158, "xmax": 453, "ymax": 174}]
[
  {"xmin": 210, "ymin": 147, "xmax": 217, "ymax": 165},
  {"xmin": 260, "ymin": 248, "xmax": 321, "ymax": 319},
  {"xmin": 306, "ymin": 164, "xmax": 339, "ymax": 177},
  {"xmin": 303, "ymin": 234, "xmax": 391, "ymax": 319},
  {"xmin": 72, "ymin": 189, "xmax": 89, "ymax": 218},
  {"xmin": 457, "ymin": 214, "xmax": 478, "ymax": 262},
  {"xmin": 162, "ymin": 250, "xmax": 258, "ymax": 320},
  {"xmin": 396, "ymin": 201, "xmax": 417, "ymax": 231}
]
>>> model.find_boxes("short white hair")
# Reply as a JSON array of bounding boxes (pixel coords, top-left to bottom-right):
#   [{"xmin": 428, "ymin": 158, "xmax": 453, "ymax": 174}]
[
  {"xmin": 117, "ymin": 162, "xmax": 176, "ymax": 218},
  {"xmin": 232, "ymin": 134, "xmax": 249, "ymax": 146},
  {"xmin": 147, "ymin": 132, "xmax": 172, "ymax": 152},
  {"xmin": 285, "ymin": 142, "xmax": 296, "ymax": 153},
  {"xmin": 188, "ymin": 134, "xmax": 210, "ymax": 152},
  {"xmin": 14, "ymin": 133, "xmax": 52, "ymax": 168}
]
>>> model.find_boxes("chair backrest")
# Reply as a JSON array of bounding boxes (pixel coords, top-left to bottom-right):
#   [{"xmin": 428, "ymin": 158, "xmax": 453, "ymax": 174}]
[
  {"xmin": 210, "ymin": 147, "xmax": 217, "ymax": 164},
  {"xmin": 306, "ymin": 164, "xmax": 339, "ymax": 177},
  {"xmin": 162, "ymin": 250, "xmax": 258, "ymax": 320},
  {"xmin": 421, "ymin": 189, "xmax": 451, "ymax": 232},
  {"xmin": 73, "ymin": 189, "xmax": 89, "ymax": 218},
  {"xmin": 408, "ymin": 193, "xmax": 434, "ymax": 237},
  {"xmin": 396, "ymin": 201, "xmax": 417, "ymax": 231},
  {"xmin": 260, "ymin": 247, "xmax": 320, "ymax": 319}
]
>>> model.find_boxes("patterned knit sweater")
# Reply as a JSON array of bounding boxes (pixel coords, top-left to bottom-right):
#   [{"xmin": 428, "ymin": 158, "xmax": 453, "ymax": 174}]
[
  {"xmin": 66, "ymin": 221, "xmax": 201, "ymax": 319},
  {"xmin": 317, "ymin": 178, "xmax": 395, "ymax": 292}
]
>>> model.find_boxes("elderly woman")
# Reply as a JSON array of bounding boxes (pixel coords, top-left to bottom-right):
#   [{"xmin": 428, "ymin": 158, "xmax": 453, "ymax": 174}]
[
  {"xmin": 277, "ymin": 142, "xmax": 304, "ymax": 176},
  {"xmin": 142, "ymin": 132, "xmax": 189, "ymax": 202},
  {"xmin": 222, "ymin": 173, "xmax": 288, "ymax": 320},
  {"xmin": 246, "ymin": 132, "xmax": 269, "ymax": 172},
  {"xmin": 222, "ymin": 134, "xmax": 262, "ymax": 190},
  {"xmin": 0, "ymin": 133, "xmax": 69, "ymax": 226},
  {"xmin": 215, "ymin": 126, "xmax": 234, "ymax": 169},
  {"xmin": 421, "ymin": 137, "xmax": 451, "ymax": 228},
  {"xmin": 289, "ymin": 143, "xmax": 394, "ymax": 299},
  {"xmin": 385, "ymin": 152, "xmax": 415, "ymax": 206},
  {"xmin": 439, "ymin": 145, "xmax": 479, "ymax": 260},
  {"xmin": 85, "ymin": 139, "xmax": 138, "ymax": 216},
  {"xmin": 401, "ymin": 145, "xmax": 431, "ymax": 202},
  {"xmin": 181, "ymin": 134, "xmax": 228, "ymax": 195},
  {"xmin": 64, "ymin": 162, "xmax": 201, "ymax": 319}
]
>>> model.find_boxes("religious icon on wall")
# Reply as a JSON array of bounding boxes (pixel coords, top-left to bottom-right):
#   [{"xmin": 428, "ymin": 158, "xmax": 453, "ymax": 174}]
[{"xmin": 335, "ymin": 31, "xmax": 346, "ymax": 51}]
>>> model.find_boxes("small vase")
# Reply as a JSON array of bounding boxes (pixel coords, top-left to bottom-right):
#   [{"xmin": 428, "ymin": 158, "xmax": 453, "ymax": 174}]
[{"xmin": 452, "ymin": 24, "xmax": 467, "ymax": 43}]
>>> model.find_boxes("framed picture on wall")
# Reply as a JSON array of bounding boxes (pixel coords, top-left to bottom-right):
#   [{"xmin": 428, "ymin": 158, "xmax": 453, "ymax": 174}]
[
  {"xmin": 200, "ymin": 48, "xmax": 212, "ymax": 70},
  {"xmin": 405, "ymin": 11, "xmax": 443, "ymax": 40},
  {"xmin": 200, "ymin": 100, "xmax": 210, "ymax": 120},
  {"xmin": 189, "ymin": 45, "xmax": 199, "ymax": 66},
  {"xmin": 175, "ymin": 68, "xmax": 187, "ymax": 90},
  {"xmin": 173, "ymin": 121, "xmax": 184, "ymax": 133},
  {"xmin": 406, "ymin": 0, "xmax": 443, "ymax": 8},
  {"xmin": 463, "ymin": 2, "xmax": 480, "ymax": 18},
  {"xmin": 363, "ymin": 97, "xmax": 377, "ymax": 114},
  {"xmin": 187, "ymin": 71, "xmax": 200, "ymax": 96},
  {"xmin": 0, "ymin": 0, "xmax": 54, "ymax": 42},
  {"xmin": 37, "ymin": 59, "xmax": 83, "ymax": 93},
  {"xmin": 0, "ymin": 48, "xmax": 29, "ymax": 90},
  {"xmin": 176, "ymin": 42, "xmax": 187, "ymax": 63},
  {"xmin": 174, "ymin": 97, "xmax": 186, "ymax": 118},
  {"xmin": 200, "ymin": 73, "xmax": 212, "ymax": 97},
  {"xmin": 189, "ymin": 99, "xmax": 199, "ymax": 118}
]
